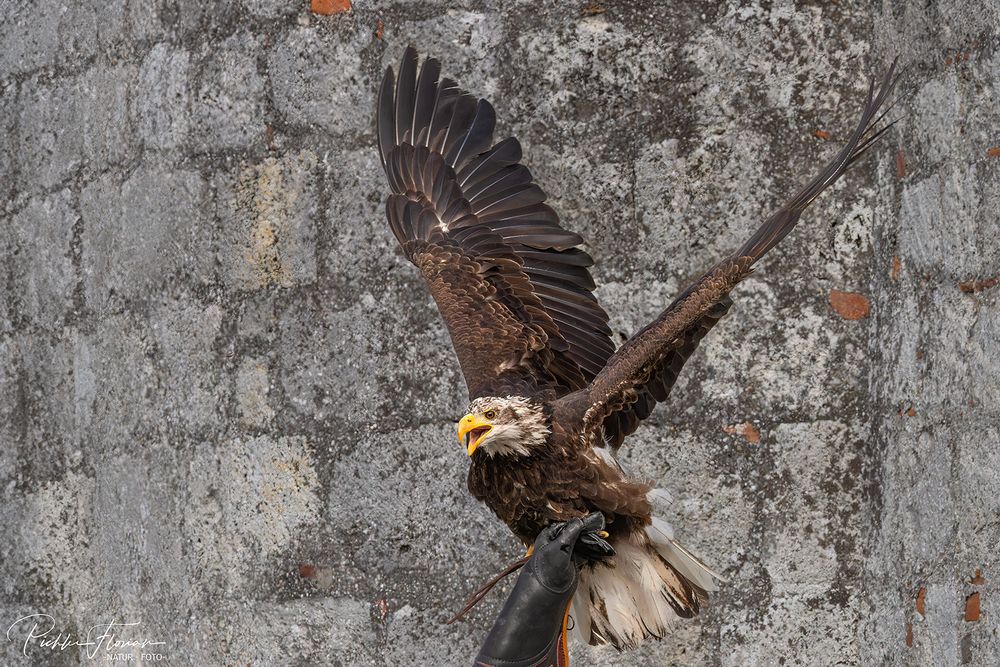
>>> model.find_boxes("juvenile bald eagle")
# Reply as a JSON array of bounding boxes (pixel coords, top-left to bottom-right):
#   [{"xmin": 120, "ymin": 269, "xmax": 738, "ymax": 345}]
[{"xmin": 376, "ymin": 47, "xmax": 898, "ymax": 650}]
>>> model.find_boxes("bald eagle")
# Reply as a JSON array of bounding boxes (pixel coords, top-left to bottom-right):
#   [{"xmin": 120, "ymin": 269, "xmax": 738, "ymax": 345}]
[{"xmin": 375, "ymin": 47, "xmax": 898, "ymax": 650}]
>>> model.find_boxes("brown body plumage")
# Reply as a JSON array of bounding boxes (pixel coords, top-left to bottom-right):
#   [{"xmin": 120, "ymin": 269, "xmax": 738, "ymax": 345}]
[
  {"xmin": 466, "ymin": 405, "xmax": 652, "ymax": 544},
  {"xmin": 376, "ymin": 46, "xmax": 899, "ymax": 649}
]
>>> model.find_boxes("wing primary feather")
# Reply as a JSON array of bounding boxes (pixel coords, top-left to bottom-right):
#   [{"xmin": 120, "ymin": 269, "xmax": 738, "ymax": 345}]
[
  {"xmin": 427, "ymin": 77, "xmax": 460, "ymax": 153},
  {"xmin": 394, "ymin": 47, "xmax": 419, "ymax": 145},
  {"xmin": 523, "ymin": 263, "xmax": 597, "ymax": 290},
  {"xmin": 440, "ymin": 95, "xmax": 478, "ymax": 162},
  {"xmin": 458, "ymin": 137, "xmax": 523, "ymax": 187},
  {"xmin": 479, "ymin": 203, "xmax": 560, "ymax": 225},
  {"xmin": 377, "ymin": 66, "xmax": 396, "ymax": 170},
  {"xmin": 473, "ymin": 184, "xmax": 547, "ymax": 215},
  {"xmin": 446, "ymin": 99, "xmax": 496, "ymax": 168},
  {"xmin": 517, "ymin": 249, "xmax": 594, "ymax": 267},
  {"xmin": 412, "ymin": 56, "xmax": 442, "ymax": 147},
  {"xmin": 464, "ymin": 164, "xmax": 533, "ymax": 202}
]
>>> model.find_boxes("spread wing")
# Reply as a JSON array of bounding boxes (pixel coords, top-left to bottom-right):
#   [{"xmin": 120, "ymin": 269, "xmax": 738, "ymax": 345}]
[
  {"xmin": 558, "ymin": 60, "xmax": 902, "ymax": 445},
  {"xmin": 377, "ymin": 47, "xmax": 616, "ymax": 399}
]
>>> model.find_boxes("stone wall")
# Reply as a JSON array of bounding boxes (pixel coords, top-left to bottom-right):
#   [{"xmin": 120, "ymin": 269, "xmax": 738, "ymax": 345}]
[{"xmin": 1, "ymin": 1, "xmax": 997, "ymax": 665}]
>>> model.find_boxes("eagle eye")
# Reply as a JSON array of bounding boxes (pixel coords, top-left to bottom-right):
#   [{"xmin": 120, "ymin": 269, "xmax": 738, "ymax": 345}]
[{"xmin": 484, "ymin": 409, "xmax": 496, "ymax": 420}]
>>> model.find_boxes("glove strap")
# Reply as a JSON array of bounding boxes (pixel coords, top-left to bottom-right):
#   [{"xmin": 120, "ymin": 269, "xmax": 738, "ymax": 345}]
[{"xmin": 557, "ymin": 601, "xmax": 571, "ymax": 667}]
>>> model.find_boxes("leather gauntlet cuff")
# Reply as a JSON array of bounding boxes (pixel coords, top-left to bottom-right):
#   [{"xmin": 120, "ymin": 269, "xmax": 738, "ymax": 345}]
[
  {"xmin": 472, "ymin": 555, "xmax": 573, "ymax": 667},
  {"xmin": 472, "ymin": 514, "xmax": 613, "ymax": 667}
]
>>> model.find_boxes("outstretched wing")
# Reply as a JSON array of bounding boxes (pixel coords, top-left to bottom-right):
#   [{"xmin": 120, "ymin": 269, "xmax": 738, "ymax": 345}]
[
  {"xmin": 377, "ymin": 47, "xmax": 616, "ymax": 398},
  {"xmin": 560, "ymin": 60, "xmax": 902, "ymax": 445},
  {"xmin": 600, "ymin": 298, "xmax": 734, "ymax": 448}
]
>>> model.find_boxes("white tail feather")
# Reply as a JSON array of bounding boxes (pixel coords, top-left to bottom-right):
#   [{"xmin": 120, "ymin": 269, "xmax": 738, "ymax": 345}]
[
  {"xmin": 646, "ymin": 487, "xmax": 673, "ymax": 507},
  {"xmin": 571, "ymin": 567, "xmax": 592, "ymax": 643},
  {"xmin": 651, "ymin": 537, "xmax": 725, "ymax": 590},
  {"xmin": 589, "ymin": 563, "xmax": 643, "ymax": 645},
  {"xmin": 620, "ymin": 540, "xmax": 674, "ymax": 634},
  {"xmin": 647, "ymin": 515, "xmax": 675, "ymax": 542},
  {"xmin": 570, "ymin": 516, "xmax": 722, "ymax": 650},
  {"xmin": 645, "ymin": 521, "xmax": 723, "ymax": 591}
]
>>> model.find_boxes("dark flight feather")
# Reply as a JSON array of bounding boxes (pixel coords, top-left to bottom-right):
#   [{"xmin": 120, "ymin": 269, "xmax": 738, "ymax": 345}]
[
  {"xmin": 446, "ymin": 99, "xmax": 496, "ymax": 167},
  {"xmin": 393, "ymin": 47, "xmax": 418, "ymax": 145},
  {"xmin": 411, "ymin": 57, "xmax": 441, "ymax": 145}
]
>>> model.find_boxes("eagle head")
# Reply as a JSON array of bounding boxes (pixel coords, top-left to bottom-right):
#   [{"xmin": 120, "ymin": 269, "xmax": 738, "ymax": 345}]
[{"xmin": 457, "ymin": 396, "xmax": 549, "ymax": 458}]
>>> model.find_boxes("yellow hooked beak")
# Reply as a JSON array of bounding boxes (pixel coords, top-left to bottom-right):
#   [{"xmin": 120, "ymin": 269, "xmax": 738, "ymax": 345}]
[{"xmin": 457, "ymin": 414, "xmax": 493, "ymax": 456}]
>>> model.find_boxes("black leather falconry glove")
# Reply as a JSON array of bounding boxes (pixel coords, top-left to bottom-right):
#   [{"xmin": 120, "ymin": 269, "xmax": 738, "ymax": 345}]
[{"xmin": 473, "ymin": 513, "xmax": 614, "ymax": 667}]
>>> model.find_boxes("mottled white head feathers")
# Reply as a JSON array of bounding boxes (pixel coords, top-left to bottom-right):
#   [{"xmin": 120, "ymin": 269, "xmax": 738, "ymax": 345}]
[{"xmin": 463, "ymin": 396, "xmax": 549, "ymax": 457}]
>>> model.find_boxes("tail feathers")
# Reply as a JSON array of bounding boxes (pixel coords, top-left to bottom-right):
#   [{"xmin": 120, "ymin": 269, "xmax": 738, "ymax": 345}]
[
  {"xmin": 587, "ymin": 550, "xmax": 649, "ymax": 648},
  {"xmin": 571, "ymin": 567, "xmax": 594, "ymax": 644},
  {"xmin": 646, "ymin": 518, "xmax": 724, "ymax": 592},
  {"xmin": 573, "ymin": 524, "xmax": 723, "ymax": 650}
]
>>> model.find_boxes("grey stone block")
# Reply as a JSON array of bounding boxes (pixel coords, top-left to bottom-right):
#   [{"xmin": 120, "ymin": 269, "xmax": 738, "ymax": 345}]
[
  {"xmin": 0, "ymin": 1, "xmax": 125, "ymax": 80},
  {"xmin": 187, "ymin": 435, "xmax": 322, "ymax": 596},
  {"xmin": 0, "ymin": 2, "xmax": 62, "ymax": 78},
  {"xmin": 267, "ymin": 27, "xmax": 373, "ymax": 138},
  {"xmin": 16, "ymin": 76, "xmax": 84, "ymax": 191},
  {"xmin": 80, "ymin": 165, "xmax": 213, "ymax": 312},
  {"xmin": 216, "ymin": 150, "xmax": 319, "ymax": 290},
  {"xmin": 191, "ymin": 31, "xmax": 267, "ymax": 151},
  {"xmin": 9, "ymin": 189, "xmax": 77, "ymax": 329},
  {"xmin": 135, "ymin": 44, "xmax": 191, "ymax": 150},
  {"xmin": 0, "ymin": 82, "xmax": 17, "ymax": 206},
  {"xmin": 78, "ymin": 62, "xmax": 137, "ymax": 168}
]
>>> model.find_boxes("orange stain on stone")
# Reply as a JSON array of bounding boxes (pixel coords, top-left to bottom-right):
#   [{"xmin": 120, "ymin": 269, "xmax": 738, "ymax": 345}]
[
  {"xmin": 311, "ymin": 0, "xmax": 351, "ymax": 15},
  {"xmin": 723, "ymin": 422, "xmax": 760, "ymax": 444},
  {"xmin": 965, "ymin": 592, "xmax": 981, "ymax": 622},
  {"xmin": 830, "ymin": 290, "xmax": 871, "ymax": 320}
]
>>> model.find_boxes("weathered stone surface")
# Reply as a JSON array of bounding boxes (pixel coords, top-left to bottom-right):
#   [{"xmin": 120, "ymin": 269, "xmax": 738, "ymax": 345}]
[
  {"xmin": 79, "ymin": 62, "xmax": 139, "ymax": 169},
  {"xmin": 15, "ymin": 76, "xmax": 85, "ymax": 192},
  {"xmin": 217, "ymin": 150, "xmax": 319, "ymax": 290},
  {"xmin": 136, "ymin": 44, "xmax": 192, "ymax": 150},
  {"xmin": 9, "ymin": 190, "xmax": 78, "ymax": 329},
  {"xmin": 0, "ymin": 1, "xmax": 126, "ymax": 80},
  {"xmin": 191, "ymin": 32, "xmax": 268, "ymax": 151},
  {"xmin": 80, "ymin": 165, "xmax": 214, "ymax": 312},
  {"xmin": 1, "ymin": 2, "xmax": 998, "ymax": 666},
  {"xmin": 267, "ymin": 27, "xmax": 373, "ymax": 138}
]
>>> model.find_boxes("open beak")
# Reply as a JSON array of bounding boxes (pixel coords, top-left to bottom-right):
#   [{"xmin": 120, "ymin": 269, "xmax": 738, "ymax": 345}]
[{"xmin": 457, "ymin": 414, "xmax": 493, "ymax": 456}]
